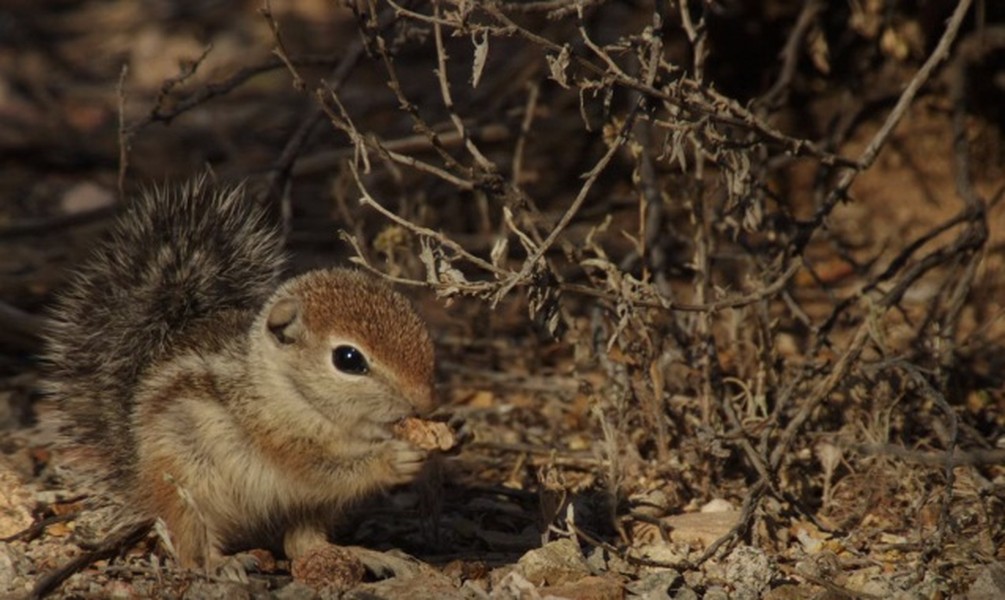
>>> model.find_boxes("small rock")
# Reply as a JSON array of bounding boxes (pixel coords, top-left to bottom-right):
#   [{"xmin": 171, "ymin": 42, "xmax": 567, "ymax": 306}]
[
  {"xmin": 60, "ymin": 182, "xmax": 115, "ymax": 215},
  {"xmin": 491, "ymin": 571, "xmax": 543, "ymax": 599},
  {"xmin": 587, "ymin": 546, "xmax": 632, "ymax": 575},
  {"xmin": 441, "ymin": 559, "xmax": 489, "ymax": 586},
  {"xmin": 181, "ymin": 581, "xmax": 254, "ymax": 600},
  {"xmin": 274, "ymin": 581, "xmax": 320, "ymax": 600},
  {"xmin": 722, "ymin": 546, "xmax": 774, "ymax": 600},
  {"xmin": 965, "ymin": 562, "xmax": 1005, "ymax": 600},
  {"xmin": 291, "ymin": 544, "xmax": 365, "ymax": 592},
  {"xmin": 633, "ymin": 542, "xmax": 688, "ymax": 567},
  {"xmin": 629, "ymin": 489, "xmax": 671, "ymax": 517},
  {"xmin": 516, "ymin": 538, "xmax": 591, "ymax": 586},
  {"xmin": 0, "ymin": 458, "xmax": 33, "ymax": 538},
  {"xmin": 351, "ymin": 567, "xmax": 464, "ymax": 600},
  {"xmin": 626, "ymin": 569, "xmax": 680, "ymax": 599},
  {"xmin": 663, "ymin": 511, "xmax": 741, "ymax": 548},
  {"xmin": 700, "ymin": 499, "xmax": 736, "ymax": 513},
  {"xmin": 0, "ymin": 544, "xmax": 32, "ymax": 597},
  {"xmin": 541, "ymin": 574, "xmax": 624, "ymax": 600}
]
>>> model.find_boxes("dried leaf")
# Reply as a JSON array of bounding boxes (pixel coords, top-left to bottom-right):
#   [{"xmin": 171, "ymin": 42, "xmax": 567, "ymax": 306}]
[
  {"xmin": 808, "ymin": 24, "xmax": 831, "ymax": 74},
  {"xmin": 490, "ymin": 235, "xmax": 509, "ymax": 268},
  {"xmin": 471, "ymin": 29, "xmax": 489, "ymax": 88},
  {"xmin": 546, "ymin": 45, "xmax": 571, "ymax": 89}
]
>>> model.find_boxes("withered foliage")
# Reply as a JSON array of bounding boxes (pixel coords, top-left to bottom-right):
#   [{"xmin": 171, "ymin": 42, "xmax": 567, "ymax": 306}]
[{"xmin": 308, "ymin": 0, "xmax": 1002, "ymax": 579}]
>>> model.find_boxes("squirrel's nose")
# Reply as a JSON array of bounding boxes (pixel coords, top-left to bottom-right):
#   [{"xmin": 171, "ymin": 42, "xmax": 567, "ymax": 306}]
[{"xmin": 408, "ymin": 383, "xmax": 436, "ymax": 415}]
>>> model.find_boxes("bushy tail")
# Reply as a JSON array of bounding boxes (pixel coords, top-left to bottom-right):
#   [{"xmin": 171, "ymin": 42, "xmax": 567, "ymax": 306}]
[{"xmin": 43, "ymin": 176, "xmax": 285, "ymax": 473}]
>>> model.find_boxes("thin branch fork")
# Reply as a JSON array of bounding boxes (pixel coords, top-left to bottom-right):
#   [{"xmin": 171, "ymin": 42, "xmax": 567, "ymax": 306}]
[
  {"xmin": 491, "ymin": 102, "xmax": 642, "ymax": 305},
  {"xmin": 347, "ymin": 160, "xmax": 504, "ymax": 276}
]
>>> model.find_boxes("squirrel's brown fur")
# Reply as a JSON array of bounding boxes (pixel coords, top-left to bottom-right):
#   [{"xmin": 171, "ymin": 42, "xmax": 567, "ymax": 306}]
[{"xmin": 42, "ymin": 177, "xmax": 435, "ymax": 568}]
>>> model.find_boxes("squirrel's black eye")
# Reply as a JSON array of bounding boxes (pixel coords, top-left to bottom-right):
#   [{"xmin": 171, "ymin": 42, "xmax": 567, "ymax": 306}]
[{"xmin": 332, "ymin": 345, "xmax": 369, "ymax": 375}]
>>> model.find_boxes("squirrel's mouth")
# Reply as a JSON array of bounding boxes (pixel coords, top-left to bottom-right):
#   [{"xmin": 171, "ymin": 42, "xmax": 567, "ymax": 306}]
[
  {"xmin": 372, "ymin": 406, "xmax": 417, "ymax": 426},
  {"xmin": 374, "ymin": 390, "xmax": 420, "ymax": 423}
]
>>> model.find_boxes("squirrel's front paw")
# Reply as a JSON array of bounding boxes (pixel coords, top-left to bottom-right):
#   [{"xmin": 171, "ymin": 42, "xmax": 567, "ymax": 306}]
[{"xmin": 383, "ymin": 439, "xmax": 427, "ymax": 484}]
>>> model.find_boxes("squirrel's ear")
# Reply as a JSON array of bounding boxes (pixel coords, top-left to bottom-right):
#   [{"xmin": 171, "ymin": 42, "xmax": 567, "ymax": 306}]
[{"xmin": 266, "ymin": 297, "xmax": 302, "ymax": 344}]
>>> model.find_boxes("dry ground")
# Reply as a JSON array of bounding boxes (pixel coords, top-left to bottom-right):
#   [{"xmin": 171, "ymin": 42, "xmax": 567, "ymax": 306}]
[{"xmin": 1, "ymin": 1, "xmax": 1004, "ymax": 598}]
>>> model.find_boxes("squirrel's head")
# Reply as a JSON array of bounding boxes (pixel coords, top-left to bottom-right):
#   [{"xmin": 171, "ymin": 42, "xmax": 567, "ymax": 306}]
[{"xmin": 255, "ymin": 269, "xmax": 435, "ymax": 424}]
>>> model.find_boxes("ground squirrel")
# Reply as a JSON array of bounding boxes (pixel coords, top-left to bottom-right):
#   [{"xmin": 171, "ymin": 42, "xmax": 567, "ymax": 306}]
[{"xmin": 42, "ymin": 177, "xmax": 436, "ymax": 569}]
